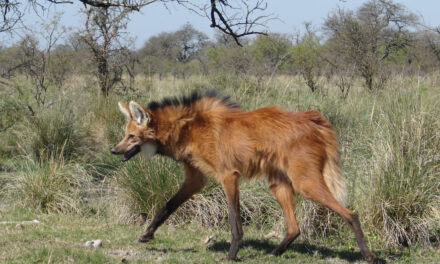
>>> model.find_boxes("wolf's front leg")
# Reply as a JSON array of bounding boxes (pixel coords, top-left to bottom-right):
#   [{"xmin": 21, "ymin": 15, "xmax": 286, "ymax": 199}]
[{"xmin": 138, "ymin": 164, "xmax": 206, "ymax": 243}]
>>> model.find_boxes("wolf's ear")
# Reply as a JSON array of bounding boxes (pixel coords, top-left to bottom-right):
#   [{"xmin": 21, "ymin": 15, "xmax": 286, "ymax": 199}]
[
  {"xmin": 129, "ymin": 101, "xmax": 150, "ymax": 125},
  {"xmin": 118, "ymin": 102, "xmax": 131, "ymax": 120}
]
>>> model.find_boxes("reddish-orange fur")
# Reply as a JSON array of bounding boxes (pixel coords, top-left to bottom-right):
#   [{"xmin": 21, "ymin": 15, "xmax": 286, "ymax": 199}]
[{"xmin": 112, "ymin": 93, "xmax": 376, "ymax": 263}]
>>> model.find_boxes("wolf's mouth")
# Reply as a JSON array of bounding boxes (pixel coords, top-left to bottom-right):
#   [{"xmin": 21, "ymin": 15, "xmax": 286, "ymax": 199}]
[{"xmin": 122, "ymin": 145, "xmax": 141, "ymax": 162}]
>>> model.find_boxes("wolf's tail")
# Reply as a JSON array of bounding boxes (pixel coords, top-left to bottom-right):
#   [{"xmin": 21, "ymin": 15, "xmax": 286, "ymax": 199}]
[
  {"xmin": 323, "ymin": 141, "xmax": 346, "ymax": 205},
  {"xmin": 312, "ymin": 112, "xmax": 346, "ymax": 205}
]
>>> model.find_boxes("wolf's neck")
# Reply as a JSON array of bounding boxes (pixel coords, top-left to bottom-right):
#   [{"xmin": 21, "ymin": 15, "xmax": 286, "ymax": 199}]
[{"xmin": 153, "ymin": 105, "xmax": 194, "ymax": 160}]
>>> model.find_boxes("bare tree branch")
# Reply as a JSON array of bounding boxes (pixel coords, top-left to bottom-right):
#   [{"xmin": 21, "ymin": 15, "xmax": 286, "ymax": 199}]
[
  {"xmin": 76, "ymin": 6, "xmax": 133, "ymax": 95},
  {"xmin": 178, "ymin": 0, "xmax": 272, "ymax": 46},
  {"xmin": 0, "ymin": 0, "xmax": 23, "ymax": 33},
  {"xmin": 2, "ymin": 0, "xmax": 273, "ymax": 47},
  {"xmin": 77, "ymin": 0, "xmax": 158, "ymax": 11}
]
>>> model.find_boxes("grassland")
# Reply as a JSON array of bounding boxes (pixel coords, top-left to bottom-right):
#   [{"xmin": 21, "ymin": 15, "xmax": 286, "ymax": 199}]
[
  {"xmin": 1, "ymin": 207, "xmax": 439, "ymax": 263},
  {"xmin": 0, "ymin": 73, "xmax": 439, "ymax": 263}
]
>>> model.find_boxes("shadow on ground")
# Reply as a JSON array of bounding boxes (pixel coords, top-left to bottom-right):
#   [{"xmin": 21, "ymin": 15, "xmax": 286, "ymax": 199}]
[{"xmin": 208, "ymin": 239, "xmax": 386, "ymax": 263}]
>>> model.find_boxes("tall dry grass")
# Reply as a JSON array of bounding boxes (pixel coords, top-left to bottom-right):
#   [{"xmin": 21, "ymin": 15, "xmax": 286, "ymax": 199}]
[
  {"xmin": 1, "ymin": 72, "xmax": 439, "ymax": 248},
  {"xmin": 360, "ymin": 86, "xmax": 440, "ymax": 246}
]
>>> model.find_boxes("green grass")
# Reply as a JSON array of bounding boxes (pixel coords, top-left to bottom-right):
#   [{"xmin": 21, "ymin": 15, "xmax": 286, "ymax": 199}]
[
  {"xmin": 0, "ymin": 73, "xmax": 439, "ymax": 262},
  {"xmin": 1, "ymin": 207, "xmax": 439, "ymax": 263}
]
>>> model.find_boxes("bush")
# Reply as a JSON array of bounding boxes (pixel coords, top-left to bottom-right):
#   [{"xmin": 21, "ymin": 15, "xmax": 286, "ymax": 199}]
[
  {"xmin": 290, "ymin": 35, "xmax": 323, "ymax": 92},
  {"xmin": 13, "ymin": 102, "xmax": 95, "ymax": 162},
  {"xmin": 2, "ymin": 156, "xmax": 92, "ymax": 214},
  {"xmin": 0, "ymin": 97, "xmax": 25, "ymax": 160},
  {"xmin": 112, "ymin": 156, "xmax": 183, "ymax": 223},
  {"xmin": 361, "ymin": 89, "xmax": 440, "ymax": 246}
]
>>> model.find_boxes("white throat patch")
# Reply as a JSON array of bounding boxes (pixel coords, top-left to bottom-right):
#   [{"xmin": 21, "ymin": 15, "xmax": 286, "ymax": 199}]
[{"xmin": 140, "ymin": 141, "xmax": 157, "ymax": 159}]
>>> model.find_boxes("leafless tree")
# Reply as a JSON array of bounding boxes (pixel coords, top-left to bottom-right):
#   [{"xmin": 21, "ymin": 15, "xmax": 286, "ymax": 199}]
[
  {"xmin": 0, "ymin": 0, "xmax": 23, "ymax": 34},
  {"xmin": 118, "ymin": 45, "xmax": 138, "ymax": 93},
  {"xmin": 76, "ymin": 6, "xmax": 132, "ymax": 96},
  {"xmin": 1, "ymin": 0, "xmax": 271, "ymax": 46},
  {"xmin": 19, "ymin": 13, "xmax": 69, "ymax": 106},
  {"xmin": 177, "ymin": 0, "xmax": 271, "ymax": 46}
]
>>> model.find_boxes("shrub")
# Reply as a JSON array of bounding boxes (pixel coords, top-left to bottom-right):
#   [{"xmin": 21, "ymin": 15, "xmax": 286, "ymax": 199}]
[
  {"xmin": 0, "ymin": 98, "xmax": 25, "ymax": 160},
  {"xmin": 362, "ymin": 89, "xmax": 440, "ymax": 246},
  {"xmin": 112, "ymin": 156, "xmax": 183, "ymax": 223},
  {"xmin": 2, "ymin": 156, "xmax": 92, "ymax": 214},
  {"xmin": 13, "ymin": 102, "xmax": 95, "ymax": 162}
]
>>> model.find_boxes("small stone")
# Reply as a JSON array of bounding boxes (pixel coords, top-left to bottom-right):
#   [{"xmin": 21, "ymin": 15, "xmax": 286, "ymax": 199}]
[
  {"xmin": 93, "ymin": 239, "xmax": 102, "ymax": 248},
  {"xmin": 85, "ymin": 241, "xmax": 93, "ymax": 247}
]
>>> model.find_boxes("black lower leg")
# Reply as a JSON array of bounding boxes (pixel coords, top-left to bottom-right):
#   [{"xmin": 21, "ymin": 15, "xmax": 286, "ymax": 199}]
[
  {"xmin": 348, "ymin": 214, "xmax": 376, "ymax": 263},
  {"xmin": 271, "ymin": 232, "xmax": 300, "ymax": 256},
  {"xmin": 227, "ymin": 205, "xmax": 243, "ymax": 260},
  {"xmin": 139, "ymin": 164, "xmax": 206, "ymax": 243},
  {"xmin": 138, "ymin": 196, "xmax": 181, "ymax": 242}
]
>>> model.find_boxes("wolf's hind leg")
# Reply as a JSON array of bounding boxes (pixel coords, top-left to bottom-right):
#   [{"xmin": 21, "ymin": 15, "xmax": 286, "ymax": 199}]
[
  {"xmin": 220, "ymin": 171, "xmax": 243, "ymax": 260},
  {"xmin": 291, "ymin": 169, "xmax": 376, "ymax": 263},
  {"xmin": 268, "ymin": 172, "xmax": 300, "ymax": 256}
]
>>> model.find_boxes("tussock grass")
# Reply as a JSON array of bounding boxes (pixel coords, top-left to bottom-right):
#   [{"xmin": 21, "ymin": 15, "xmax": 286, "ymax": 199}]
[
  {"xmin": 11, "ymin": 102, "xmax": 96, "ymax": 162},
  {"xmin": 361, "ymin": 88, "xmax": 440, "ymax": 246},
  {"xmin": 2, "ymin": 156, "xmax": 93, "ymax": 214},
  {"xmin": 112, "ymin": 156, "xmax": 183, "ymax": 224},
  {"xmin": 177, "ymin": 180, "xmax": 280, "ymax": 229}
]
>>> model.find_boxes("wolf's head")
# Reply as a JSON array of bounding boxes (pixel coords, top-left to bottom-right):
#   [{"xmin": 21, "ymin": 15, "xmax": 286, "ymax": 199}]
[{"xmin": 111, "ymin": 101, "xmax": 158, "ymax": 161}]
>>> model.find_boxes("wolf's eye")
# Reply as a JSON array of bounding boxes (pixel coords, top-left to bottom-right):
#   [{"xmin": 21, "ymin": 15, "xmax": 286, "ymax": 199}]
[{"xmin": 127, "ymin": 134, "xmax": 135, "ymax": 139}]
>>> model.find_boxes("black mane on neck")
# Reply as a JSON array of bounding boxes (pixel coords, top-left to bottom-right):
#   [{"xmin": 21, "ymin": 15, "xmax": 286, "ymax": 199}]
[{"xmin": 147, "ymin": 90, "xmax": 239, "ymax": 111}]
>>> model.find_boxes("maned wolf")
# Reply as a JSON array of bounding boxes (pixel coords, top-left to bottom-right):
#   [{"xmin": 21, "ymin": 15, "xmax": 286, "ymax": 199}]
[{"xmin": 111, "ymin": 91, "xmax": 376, "ymax": 263}]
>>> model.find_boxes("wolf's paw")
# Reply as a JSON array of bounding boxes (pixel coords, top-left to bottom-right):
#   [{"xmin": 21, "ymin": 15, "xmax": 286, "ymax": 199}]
[
  {"xmin": 138, "ymin": 233, "xmax": 154, "ymax": 243},
  {"xmin": 364, "ymin": 252, "xmax": 377, "ymax": 264}
]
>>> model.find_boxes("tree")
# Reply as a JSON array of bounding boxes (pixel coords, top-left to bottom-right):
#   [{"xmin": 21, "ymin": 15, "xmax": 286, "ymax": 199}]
[
  {"xmin": 49, "ymin": 43, "xmax": 76, "ymax": 88},
  {"xmin": 76, "ymin": 6, "xmax": 132, "ymax": 96},
  {"xmin": 290, "ymin": 25, "xmax": 323, "ymax": 93},
  {"xmin": 251, "ymin": 33, "xmax": 292, "ymax": 79},
  {"xmin": 139, "ymin": 23, "xmax": 208, "ymax": 63},
  {"xmin": 205, "ymin": 34, "xmax": 253, "ymax": 76},
  {"xmin": 180, "ymin": 0, "xmax": 270, "ymax": 46},
  {"xmin": 18, "ymin": 13, "xmax": 70, "ymax": 107},
  {"xmin": 290, "ymin": 35, "xmax": 322, "ymax": 92},
  {"xmin": 0, "ymin": 0, "xmax": 23, "ymax": 33},
  {"xmin": 323, "ymin": 0, "xmax": 417, "ymax": 90},
  {"xmin": 424, "ymin": 27, "xmax": 440, "ymax": 66},
  {"xmin": 138, "ymin": 23, "xmax": 209, "ymax": 78},
  {"xmin": 0, "ymin": 45, "xmax": 22, "ymax": 78},
  {"xmin": 1, "ymin": 0, "xmax": 271, "ymax": 45}
]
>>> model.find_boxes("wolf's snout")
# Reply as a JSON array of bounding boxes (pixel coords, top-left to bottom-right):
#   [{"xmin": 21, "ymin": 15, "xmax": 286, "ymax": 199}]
[{"xmin": 110, "ymin": 147, "xmax": 120, "ymax": 155}]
